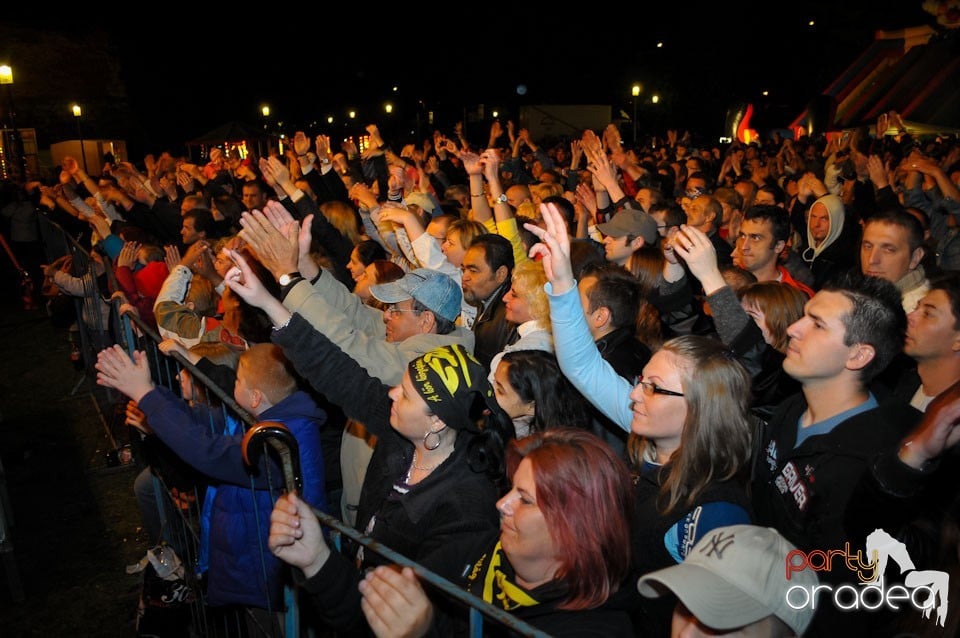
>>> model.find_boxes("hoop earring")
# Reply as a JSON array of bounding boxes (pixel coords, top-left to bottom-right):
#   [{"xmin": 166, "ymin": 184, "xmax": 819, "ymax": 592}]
[{"xmin": 423, "ymin": 430, "xmax": 441, "ymax": 451}]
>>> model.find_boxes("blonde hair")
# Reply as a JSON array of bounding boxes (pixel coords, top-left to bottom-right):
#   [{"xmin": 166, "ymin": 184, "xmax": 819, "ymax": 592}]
[
  {"xmin": 185, "ymin": 275, "xmax": 218, "ymax": 317},
  {"xmin": 320, "ymin": 200, "xmax": 363, "ymax": 246},
  {"xmin": 531, "ymin": 182, "xmax": 563, "ymax": 204},
  {"xmin": 511, "ymin": 260, "xmax": 551, "ymax": 328},
  {"xmin": 238, "ymin": 343, "xmax": 298, "ymax": 405},
  {"xmin": 629, "ymin": 336, "xmax": 752, "ymax": 515}
]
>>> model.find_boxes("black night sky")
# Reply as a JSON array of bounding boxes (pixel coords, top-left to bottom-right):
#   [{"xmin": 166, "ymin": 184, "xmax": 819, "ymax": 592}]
[{"xmin": 2, "ymin": 2, "xmax": 943, "ymax": 158}]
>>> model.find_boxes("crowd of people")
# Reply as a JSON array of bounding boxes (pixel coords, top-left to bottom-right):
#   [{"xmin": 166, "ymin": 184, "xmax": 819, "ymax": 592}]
[{"xmin": 5, "ymin": 112, "xmax": 960, "ymax": 637}]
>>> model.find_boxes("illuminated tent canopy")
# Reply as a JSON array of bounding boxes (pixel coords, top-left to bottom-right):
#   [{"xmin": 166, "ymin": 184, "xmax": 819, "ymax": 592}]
[{"xmin": 185, "ymin": 120, "xmax": 272, "ymax": 159}]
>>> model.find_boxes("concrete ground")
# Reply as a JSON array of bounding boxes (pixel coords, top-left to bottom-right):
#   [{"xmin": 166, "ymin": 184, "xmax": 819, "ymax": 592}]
[{"xmin": 0, "ymin": 290, "xmax": 147, "ymax": 637}]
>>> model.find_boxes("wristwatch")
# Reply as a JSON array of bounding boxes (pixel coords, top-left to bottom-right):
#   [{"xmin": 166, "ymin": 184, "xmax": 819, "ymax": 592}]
[
  {"xmin": 278, "ymin": 272, "xmax": 302, "ymax": 286},
  {"xmin": 496, "ymin": 193, "xmax": 508, "ymax": 204}
]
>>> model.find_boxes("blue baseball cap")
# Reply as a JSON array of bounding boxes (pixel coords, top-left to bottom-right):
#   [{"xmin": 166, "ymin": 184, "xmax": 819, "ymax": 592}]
[{"xmin": 370, "ymin": 268, "xmax": 462, "ymax": 323}]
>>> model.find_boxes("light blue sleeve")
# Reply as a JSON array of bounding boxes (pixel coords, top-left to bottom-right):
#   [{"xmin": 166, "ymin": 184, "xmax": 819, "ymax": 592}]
[{"xmin": 546, "ymin": 282, "xmax": 633, "ymax": 432}]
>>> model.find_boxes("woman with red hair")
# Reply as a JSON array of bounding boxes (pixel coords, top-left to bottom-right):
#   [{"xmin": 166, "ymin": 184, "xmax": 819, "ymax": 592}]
[{"xmin": 274, "ymin": 427, "xmax": 636, "ymax": 636}]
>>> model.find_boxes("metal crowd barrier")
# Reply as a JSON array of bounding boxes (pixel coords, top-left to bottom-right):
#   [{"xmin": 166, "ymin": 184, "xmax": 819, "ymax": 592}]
[{"xmin": 37, "ymin": 211, "xmax": 548, "ymax": 637}]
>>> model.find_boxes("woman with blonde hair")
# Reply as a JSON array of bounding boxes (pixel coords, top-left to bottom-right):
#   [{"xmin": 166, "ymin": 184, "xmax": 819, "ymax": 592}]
[
  {"xmin": 487, "ymin": 259, "xmax": 553, "ymax": 380},
  {"xmin": 529, "ymin": 201, "xmax": 755, "ymax": 636},
  {"xmin": 320, "ymin": 199, "xmax": 363, "ymax": 247}
]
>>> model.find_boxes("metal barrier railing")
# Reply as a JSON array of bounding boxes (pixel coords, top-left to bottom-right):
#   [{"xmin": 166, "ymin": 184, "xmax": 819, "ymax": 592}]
[
  {"xmin": 117, "ymin": 311, "xmax": 549, "ymax": 638},
  {"xmin": 38, "ymin": 210, "xmax": 549, "ymax": 637}
]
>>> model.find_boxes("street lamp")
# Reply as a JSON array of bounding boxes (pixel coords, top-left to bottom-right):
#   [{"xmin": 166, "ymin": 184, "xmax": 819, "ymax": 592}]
[
  {"xmin": 71, "ymin": 104, "xmax": 88, "ymax": 173},
  {"xmin": 260, "ymin": 105, "xmax": 271, "ymax": 156},
  {"xmin": 631, "ymin": 83, "xmax": 642, "ymax": 145},
  {"xmin": 0, "ymin": 64, "xmax": 25, "ymax": 182}
]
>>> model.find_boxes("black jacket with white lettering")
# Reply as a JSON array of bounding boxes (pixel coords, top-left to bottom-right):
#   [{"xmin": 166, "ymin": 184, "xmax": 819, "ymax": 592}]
[
  {"xmin": 751, "ymin": 393, "xmax": 921, "ymax": 638},
  {"xmin": 750, "ymin": 392, "xmax": 920, "ymax": 553}
]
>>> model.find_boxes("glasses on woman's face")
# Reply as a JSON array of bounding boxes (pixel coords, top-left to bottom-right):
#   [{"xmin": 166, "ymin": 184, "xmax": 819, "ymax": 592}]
[{"xmin": 632, "ymin": 375, "xmax": 684, "ymax": 398}]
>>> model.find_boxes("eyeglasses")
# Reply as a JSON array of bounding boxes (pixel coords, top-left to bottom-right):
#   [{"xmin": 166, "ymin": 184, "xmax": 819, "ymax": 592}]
[
  {"xmin": 633, "ymin": 376, "xmax": 685, "ymax": 398},
  {"xmin": 384, "ymin": 304, "xmax": 421, "ymax": 317}
]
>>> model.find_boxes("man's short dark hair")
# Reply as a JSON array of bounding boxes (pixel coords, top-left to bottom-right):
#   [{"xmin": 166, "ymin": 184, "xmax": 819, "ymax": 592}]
[
  {"xmin": 650, "ymin": 202, "xmax": 687, "ymax": 230},
  {"xmin": 242, "ymin": 179, "xmax": 270, "ymax": 196},
  {"xmin": 864, "ymin": 207, "xmax": 926, "ymax": 254},
  {"xmin": 928, "ymin": 271, "xmax": 960, "ymax": 331},
  {"xmin": 470, "ymin": 233, "xmax": 514, "ymax": 277},
  {"xmin": 183, "ymin": 208, "xmax": 215, "ymax": 235},
  {"xmin": 581, "ymin": 262, "xmax": 641, "ymax": 331},
  {"xmin": 757, "ymin": 183, "xmax": 786, "ymax": 206},
  {"xmin": 823, "ymin": 271, "xmax": 906, "ymax": 384},
  {"xmin": 355, "ymin": 239, "xmax": 387, "ymax": 266},
  {"xmin": 744, "ymin": 205, "xmax": 791, "ymax": 243},
  {"xmin": 543, "ymin": 195, "xmax": 575, "ymax": 234}
]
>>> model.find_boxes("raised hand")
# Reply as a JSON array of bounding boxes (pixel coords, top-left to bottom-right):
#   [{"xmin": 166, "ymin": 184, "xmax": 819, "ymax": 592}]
[
  {"xmin": 125, "ymin": 400, "xmax": 153, "ymax": 435},
  {"xmin": 117, "ymin": 242, "xmax": 140, "ymax": 270},
  {"xmin": 95, "ymin": 346, "xmax": 155, "ymax": 403},
  {"xmin": 899, "ymin": 379, "xmax": 960, "ymax": 470},
  {"xmin": 866, "ymin": 155, "xmax": 889, "ymax": 189},
  {"xmin": 359, "ymin": 566, "xmax": 434, "ymax": 638},
  {"xmin": 238, "ymin": 208, "xmax": 300, "ymax": 278},
  {"xmin": 293, "ymin": 131, "xmax": 311, "ymax": 157},
  {"xmin": 460, "ymin": 150, "xmax": 483, "ymax": 176},
  {"xmin": 524, "ymin": 201, "xmax": 575, "ymax": 294},
  {"xmin": 671, "ymin": 225, "xmax": 725, "ymax": 294},
  {"xmin": 222, "ymin": 249, "xmax": 286, "ymax": 320}
]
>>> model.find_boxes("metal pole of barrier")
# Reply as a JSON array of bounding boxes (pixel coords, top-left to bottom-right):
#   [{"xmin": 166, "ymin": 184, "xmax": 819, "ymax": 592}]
[
  {"xmin": 119, "ymin": 310, "xmax": 548, "ymax": 638},
  {"xmin": 121, "ymin": 312, "xmax": 256, "ymax": 426},
  {"xmin": 307, "ymin": 503, "xmax": 550, "ymax": 638},
  {"xmin": 242, "ymin": 424, "xmax": 550, "ymax": 638}
]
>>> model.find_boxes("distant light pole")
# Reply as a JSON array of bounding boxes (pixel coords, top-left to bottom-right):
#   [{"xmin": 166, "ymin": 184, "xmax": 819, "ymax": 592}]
[
  {"xmin": 71, "ymin": 104, "xmax": 88, "ymax": 173},
  {"xmin": 631, "ymin": 83, "xmax": 641, "ymax": 145},
  {"xmin": 260, "ymin": 105, "xmax": 271, "ymax": 157},
  {"xmin": 0, "ymin": 65, "xmax": 25, "ymax": 182}
]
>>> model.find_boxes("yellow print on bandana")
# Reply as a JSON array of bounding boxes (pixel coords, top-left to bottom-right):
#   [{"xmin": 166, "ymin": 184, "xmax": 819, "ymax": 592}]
[{"xmin": 422, "ymin": 347, "xmax": 474, "ymax": 396}]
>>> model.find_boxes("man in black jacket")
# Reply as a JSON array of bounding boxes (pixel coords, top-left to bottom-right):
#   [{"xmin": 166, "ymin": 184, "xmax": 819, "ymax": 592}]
[
  {"xmin": 461, "ymin": 233, "xmax": 516, "ymax": 369},
  {"xmin": 751, "ymin": 272, "xmax": 921, "ymax": 637}
]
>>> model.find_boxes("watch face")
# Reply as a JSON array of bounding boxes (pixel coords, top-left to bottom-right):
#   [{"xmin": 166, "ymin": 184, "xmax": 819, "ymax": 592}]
[
  {"xmin": 280, "ymin": 274, "xmax": 295, "ymax": 286},
  {"xmin": 497, "ymin": 193, "xmax": 508, "ymax": 203}
]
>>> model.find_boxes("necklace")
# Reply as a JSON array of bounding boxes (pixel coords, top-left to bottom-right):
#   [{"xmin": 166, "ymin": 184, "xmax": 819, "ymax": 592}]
[{"xmin": 411, "ymin": 450, "xmax": 443, "ymax": 472}]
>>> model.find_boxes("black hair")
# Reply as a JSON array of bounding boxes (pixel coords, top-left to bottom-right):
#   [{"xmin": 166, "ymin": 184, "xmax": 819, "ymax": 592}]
[
  {"xmin": 470, "ymin": 233, "xmax": 515, "ymax": 277},
  {"xmin": 743, "ymin": 205, "xmax": 792, "ymax": 243},
  {"xmin": 823, "ymin": 271, "xmax": 906, "ymax": 385},
  {"xmin": 500, "ymin": 350, "xmax": 592, "ymax": 433},
  {"xmin": 580, "ymin": 262, "xmax": 642, "ymax": 331},
  {"xmin": 354, "ymin": 239, "xmax": 387, "ymax": 266}
]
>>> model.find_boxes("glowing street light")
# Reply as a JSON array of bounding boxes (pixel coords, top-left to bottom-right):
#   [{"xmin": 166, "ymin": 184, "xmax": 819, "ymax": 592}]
[
  {"xmin": 71, "ymin": 103, "xmax": 88, "ymax": 172},
  {"xmin": 385, "ymin": 103, "xmax": 393, "ymax": 114},
  {"xmin": 631, "ymin": 83, "xmax": 642, "ymax": 144},
  {"xmin": 0, "ymin": 65, "xmax": 25, "ymax": 181}
]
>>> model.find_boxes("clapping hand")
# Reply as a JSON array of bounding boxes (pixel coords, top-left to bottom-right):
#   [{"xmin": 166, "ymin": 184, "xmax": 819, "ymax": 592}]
[{"xmin": 359, "ymin": 566, "xmax": 434, "ymax": 638}]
